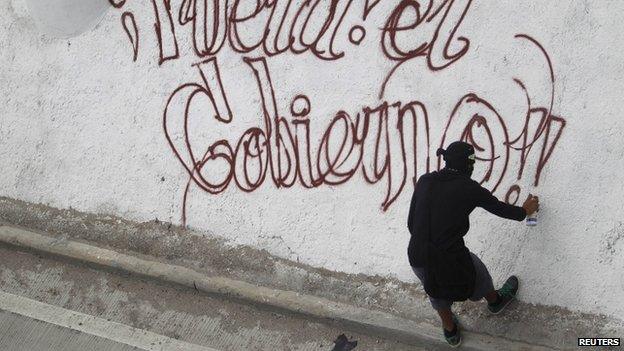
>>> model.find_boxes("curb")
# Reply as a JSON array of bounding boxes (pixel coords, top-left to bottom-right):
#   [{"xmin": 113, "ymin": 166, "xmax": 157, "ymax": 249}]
[
  {"xmin": 0, "ymin": 291, "xmax": 219, "ymax": 351},
  {"xmin": 0, "ymin": 224, "xmax": 554, "ymax": 350}
]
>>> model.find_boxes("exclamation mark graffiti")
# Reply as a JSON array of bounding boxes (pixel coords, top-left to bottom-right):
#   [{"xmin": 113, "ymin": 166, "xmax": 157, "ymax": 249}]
[
  {"xmin": 121, "ymin": 12, "xmax": 139, "ymax": 62},
  {"xmin": 534, "ymin": 115, "xmax": 566, "ymax": 186}
]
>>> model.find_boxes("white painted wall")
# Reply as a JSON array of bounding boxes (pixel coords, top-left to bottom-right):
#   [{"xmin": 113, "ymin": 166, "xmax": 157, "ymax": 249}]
[
  {"xmin": 2, "ymin": 0, "xmax": 623, "ymax": 320},
  {"xmin": 24, "ymin": 0, "xmax": 110, "ymax": 38}
]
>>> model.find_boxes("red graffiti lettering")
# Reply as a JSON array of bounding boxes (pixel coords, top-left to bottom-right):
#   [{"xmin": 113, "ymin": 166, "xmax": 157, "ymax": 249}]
[{"xmin": 105, "ymin": 2, "xmax": 567, "ymax": 224}]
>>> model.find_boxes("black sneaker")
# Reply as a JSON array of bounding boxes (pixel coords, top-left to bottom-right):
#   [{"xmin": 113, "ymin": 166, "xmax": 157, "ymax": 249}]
[
  {"xmin": 443, "ymin": 314, "xmax": 461, "ymax": 348},
  {"xmin": 488, "ymin": 275, "xmax": 519, "ymax": 314}
]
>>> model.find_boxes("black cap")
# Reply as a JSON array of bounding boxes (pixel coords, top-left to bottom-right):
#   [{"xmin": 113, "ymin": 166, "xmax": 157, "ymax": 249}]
[{"xmin": 437, "ymin": 141, "xmax": 475, "ymax": 173}]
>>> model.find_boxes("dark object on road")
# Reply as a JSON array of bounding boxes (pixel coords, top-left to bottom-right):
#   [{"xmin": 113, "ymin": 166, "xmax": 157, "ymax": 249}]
[{"xmin": 332, "ymin": 334, "xmax": 358, "ymax": 351}]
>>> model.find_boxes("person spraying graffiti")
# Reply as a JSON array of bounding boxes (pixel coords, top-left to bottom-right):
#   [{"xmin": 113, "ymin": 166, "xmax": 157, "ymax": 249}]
[{"xmin": 406, "ymin": 141, "xmax": 540, "ymax": 347}]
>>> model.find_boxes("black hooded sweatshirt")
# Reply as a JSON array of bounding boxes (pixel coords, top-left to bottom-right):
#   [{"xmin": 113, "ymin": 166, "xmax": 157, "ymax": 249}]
[{"xmin": 407, "ymin": 169, "xmax": 527, "ymax": 268}]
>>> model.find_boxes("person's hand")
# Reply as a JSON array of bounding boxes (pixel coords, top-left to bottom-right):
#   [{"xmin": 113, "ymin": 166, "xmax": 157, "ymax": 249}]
[{"xmin": 522, "ymin": 194, "xmax": 539, "ymax": 216}]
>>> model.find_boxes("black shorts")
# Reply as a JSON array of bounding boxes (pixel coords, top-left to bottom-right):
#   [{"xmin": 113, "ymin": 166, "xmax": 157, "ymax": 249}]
[{"xmin": 411, "ymin": 251, "xmax": 495, "ymax": 310}]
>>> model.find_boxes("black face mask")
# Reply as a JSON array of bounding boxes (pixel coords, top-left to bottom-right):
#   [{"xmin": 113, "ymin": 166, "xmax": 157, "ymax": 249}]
[
  {"xmin": 437, "ymin": 141, "xmax": 476, "ymax": 177},
  {"xmin": 448, "ymin": 160, "xmax": 474, "ymax": 177},
  {"xmin": 466, "ymin": 162, "xmax": 474, "ymax": 177}
]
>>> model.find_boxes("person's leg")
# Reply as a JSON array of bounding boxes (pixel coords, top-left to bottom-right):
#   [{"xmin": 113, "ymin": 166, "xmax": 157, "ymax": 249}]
[
  {"xmin": 487, "ymin": 276, "xmax": 519, "ymax": 314},
  {"xmin": 484, "ymin": 289, "xmax": 498, "ymax": 304},
  {"xmin": 411, "ymin": 267, "xmax": 457, "ymax": 330},
  {"xmin": 467, "ymin": 252, "xmax": 496, "ymax": 303},
  {"xmin": 437, "ymin": 307, "xmax": 455, "ymax": 331},
  {"xmin": 465, "ymin": 252, "xmax": 519, "ymax": 313},
  {"xmin": 411, "ymin": 266, "xmax": 460, "ymax": 347},
  {"xmin": 434, "ymin": 302, "xmax": 460, "ymax": 347}
]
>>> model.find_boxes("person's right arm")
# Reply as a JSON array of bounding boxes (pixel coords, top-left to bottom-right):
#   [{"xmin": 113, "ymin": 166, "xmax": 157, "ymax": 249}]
[{"xmin": 471, "ymin": 183, "xmax": 536, "ymax": 221}]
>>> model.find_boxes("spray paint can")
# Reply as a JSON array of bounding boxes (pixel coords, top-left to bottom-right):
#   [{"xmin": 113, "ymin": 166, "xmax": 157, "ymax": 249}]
[{"xmin": 526, "ymin": 210, "xmax": 538, "ymax": 226}]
